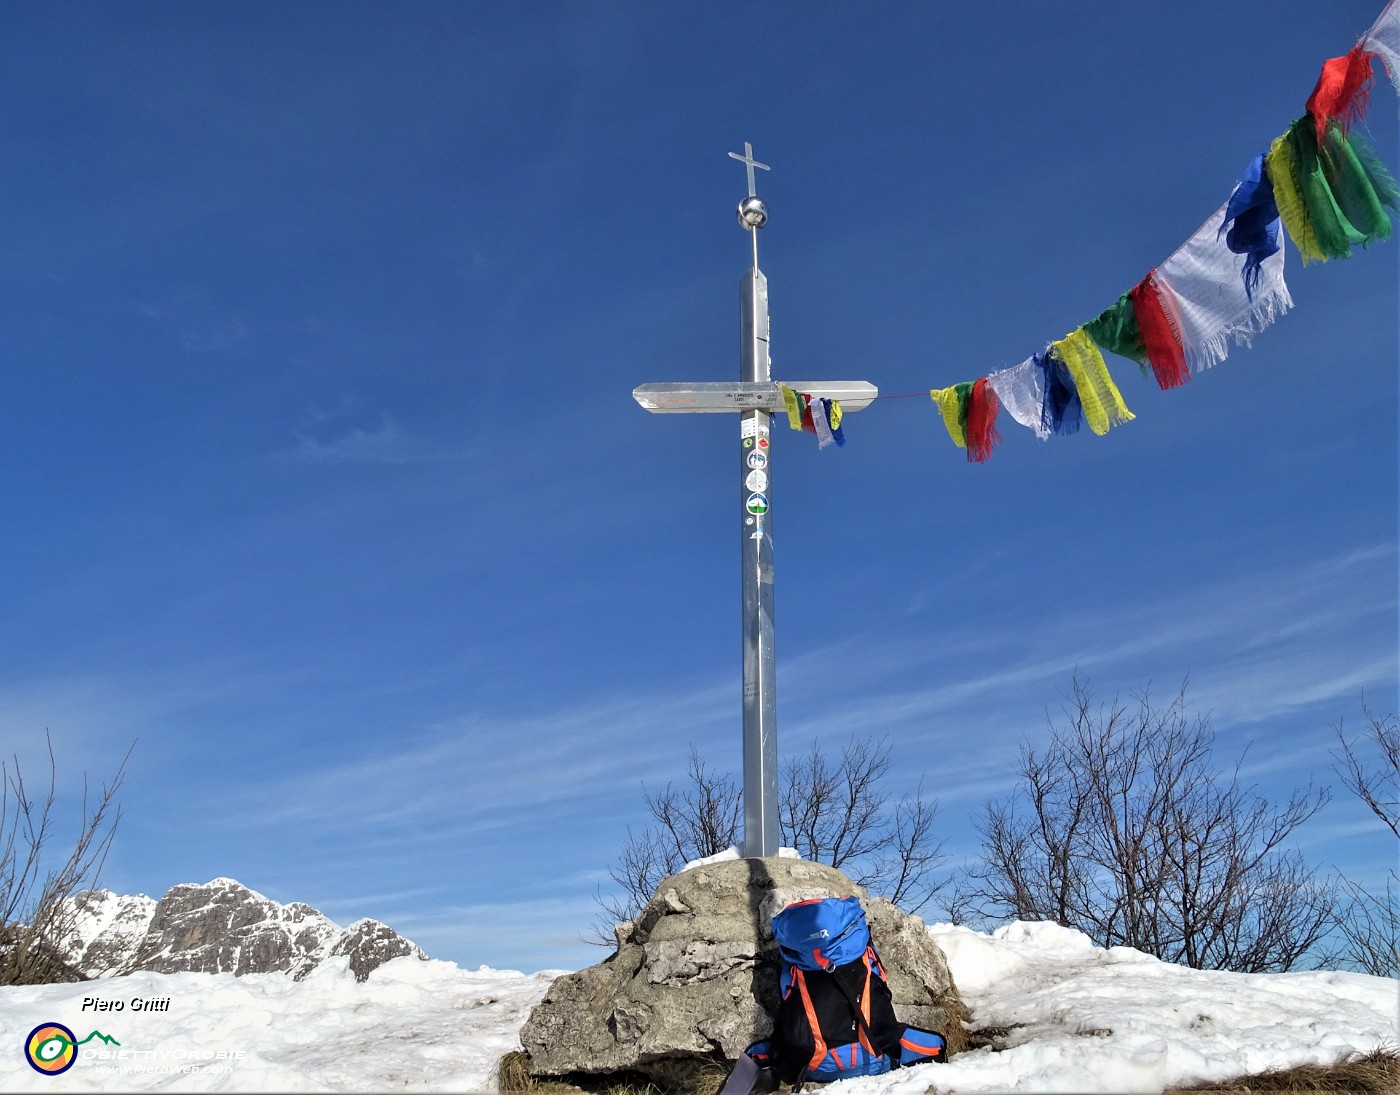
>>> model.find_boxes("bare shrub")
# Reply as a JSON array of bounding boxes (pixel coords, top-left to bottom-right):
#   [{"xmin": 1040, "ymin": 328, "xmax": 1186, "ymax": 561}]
[
  {"xmin": 957, "ymin": 675, "xmax": 1335, "ymax": 972},
  {"xmin": 0, "ymin": 734, "xmax": 132, "ymax": 985},
  {"xmin": 593, "ymin": 738, "xmax": 944, "ymax": 941},
  {"xmin": 778, "ymin": 738, "xmax": 944, "ymax": 913},
  {"xmin": 1328, "ymin": 707, "xmax": 1399, "ymax": 976},
  {"xmin": 1331, "ymin": 707, "xmax": 1399, "ymax": 838}
]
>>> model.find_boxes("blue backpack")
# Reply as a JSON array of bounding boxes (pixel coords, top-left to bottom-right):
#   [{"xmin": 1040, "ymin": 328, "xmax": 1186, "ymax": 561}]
[{"xmin": 726, "ymin": 896, "xmax": 946, "ymax": 1092}]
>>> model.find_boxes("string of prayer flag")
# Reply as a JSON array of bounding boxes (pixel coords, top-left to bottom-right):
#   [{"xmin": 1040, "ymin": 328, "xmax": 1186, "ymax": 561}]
[{"xmin": 913, "ymin": 0, "xmax": 1397, "ymax": 462}]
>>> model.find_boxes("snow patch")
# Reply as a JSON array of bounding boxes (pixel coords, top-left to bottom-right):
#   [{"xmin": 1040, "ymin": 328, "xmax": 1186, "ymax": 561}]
[{"xmin": 683, "ymin": 845, "xmax": 801, "ymax": 869}]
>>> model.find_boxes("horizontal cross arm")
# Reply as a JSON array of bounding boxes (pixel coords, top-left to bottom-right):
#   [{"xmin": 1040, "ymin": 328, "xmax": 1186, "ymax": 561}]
[{"xmin": 633, "ymin": 380, "xmax": 877, "ymax": 413}]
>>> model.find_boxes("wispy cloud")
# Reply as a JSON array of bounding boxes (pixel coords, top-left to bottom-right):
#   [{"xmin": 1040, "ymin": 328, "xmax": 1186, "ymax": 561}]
[
  {"xmin": 210, "ymin": 675, "xmax": 735, "ymax": 837},
  {"xmin": 289, "ymin": 411, "xmax": 473, "ymax": 466},
  {"xmin": 765, "ymin": 543, "xmax": 1396, "ymax": 796},
  {"xmin": 136, "ymin": 294, "xmax": 250, "ymax": 356}
]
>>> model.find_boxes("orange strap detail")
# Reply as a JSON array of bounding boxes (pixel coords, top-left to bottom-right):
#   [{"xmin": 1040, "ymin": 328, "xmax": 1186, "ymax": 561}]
[
  {"xmin": 794, "ymin": 970, "xmax": 828, "ymax": 1073},
  {"xmin": 855, "ymin": 962, "xmax": 876, "ymax": 1055}
]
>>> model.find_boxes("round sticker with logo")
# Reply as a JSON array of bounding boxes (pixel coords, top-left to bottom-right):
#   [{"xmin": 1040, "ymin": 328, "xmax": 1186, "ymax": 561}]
[
  {"xmin": 745, "ymin": 493, "xmax": 769, "ymax": 515},
  {"xmin": 745, "ymin": 469, "xmax": 768, "ymax": 492},
  {"xmin": 742, "ymin": 437, "xmax": 754, "ymax": 449},
  {"xmin": 746, "ymin": 449, "xmax": 767, "ymax": 470}
]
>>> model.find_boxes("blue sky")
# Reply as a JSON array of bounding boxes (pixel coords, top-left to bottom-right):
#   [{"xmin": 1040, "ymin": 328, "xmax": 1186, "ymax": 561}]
[{"xmin": 1, "ymin": 1, "xmax": 1395, "ymax": 972}]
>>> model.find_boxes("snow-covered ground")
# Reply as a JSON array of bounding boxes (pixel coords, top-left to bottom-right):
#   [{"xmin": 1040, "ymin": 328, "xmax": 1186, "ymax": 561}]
[{"xmin": 0, "ymin": 921, "xmax": 1394, "ymax": 1093}]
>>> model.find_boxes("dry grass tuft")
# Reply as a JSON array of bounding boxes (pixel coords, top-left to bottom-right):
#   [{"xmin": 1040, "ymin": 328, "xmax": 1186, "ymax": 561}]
[
  {"xmin": 1165, "ymin": 1047, "xmax": 1400, "ymax": 1095},
  {"xmin": 940, "ymin": 996, "xmax": 974, "ymax": 1058},
  {"xmin": 496, "ymin": 1050, "xmax": 586, "ymax": 1094},
  {"xmin": 495, "ymin": 1050, "xmax": 690, "ymax": 1095}
]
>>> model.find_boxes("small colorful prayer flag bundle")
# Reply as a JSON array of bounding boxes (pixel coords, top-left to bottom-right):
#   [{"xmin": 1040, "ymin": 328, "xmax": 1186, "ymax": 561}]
[
  {"xmin": 929, "ymin": 378, "xmax": 1001, "ymax": 461},
  {"xmin": 778, "ymin": 384, "xmax": 846, "ymax": 448},
  {"xmin": 1267, "ymin": 117, "xmax": 1400, "ymax": 265}
]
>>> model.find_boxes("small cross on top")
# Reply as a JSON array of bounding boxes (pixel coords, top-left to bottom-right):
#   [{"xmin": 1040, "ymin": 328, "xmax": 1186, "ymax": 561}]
[{"xmin": 728, "ymin": 141, "xmax": 770, "ymax": 198}]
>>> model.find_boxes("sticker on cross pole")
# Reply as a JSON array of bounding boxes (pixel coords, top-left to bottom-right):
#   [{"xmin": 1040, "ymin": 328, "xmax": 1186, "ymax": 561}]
[
  {"xmin": 745, "ymin": 469, "xmax": 768, "ymax": 492},
  {"xmin": 747, "ymin": 449, "xmax": 767, "ymax": 469},
  {"xmin": 745, "ymin": 492, "xmax": 768, "ymax": 515}
]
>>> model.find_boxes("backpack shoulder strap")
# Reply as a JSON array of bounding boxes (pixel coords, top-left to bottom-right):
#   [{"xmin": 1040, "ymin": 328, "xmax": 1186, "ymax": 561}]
[{"xmin": 829, "ymin": 958, "xmax": 880, "ymax": 1056}]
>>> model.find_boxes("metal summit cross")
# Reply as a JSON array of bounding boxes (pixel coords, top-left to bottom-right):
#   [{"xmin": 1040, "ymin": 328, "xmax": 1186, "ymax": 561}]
[{"xmin": 633, "ymin": 143, "xmax": 877, "ymax": 858}]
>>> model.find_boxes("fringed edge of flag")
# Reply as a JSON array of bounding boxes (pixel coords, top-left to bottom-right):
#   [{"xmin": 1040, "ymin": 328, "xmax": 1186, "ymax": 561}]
[
  {"xmin": 1362, "ymin": 0, "xmax": 1400, "ymax": 95},
  {"xmin": 964, "ymin": 378, "xmax": 1001, "ymax": 462},
  {"xmin": 987, "ymin": 358, "xmax": 1051, "ymax": 441},
  {"xmin": 1185, "ymin": 282, "xmax": 1294, "ymax": 373},
  {"xmin": 1306, "ymin": 44, "xmax": 1376, "ymax": 148},
  {"xmin": 1349, "ymin": 128, "xmax": 1400, "ymax": 215},
  {"xmin": 1128, "ymin": 272, "xmax": 1191, "ymax": 390}
]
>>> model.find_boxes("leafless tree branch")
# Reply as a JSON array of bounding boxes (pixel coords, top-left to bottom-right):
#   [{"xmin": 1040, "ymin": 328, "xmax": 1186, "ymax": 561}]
[
  {"xmin": 958, "ymin": 675, "xmax": 1335, "ymax": 973},
  {"xmin": 0, "ymin": 734, "xmax": 133, "ymax": 985}
]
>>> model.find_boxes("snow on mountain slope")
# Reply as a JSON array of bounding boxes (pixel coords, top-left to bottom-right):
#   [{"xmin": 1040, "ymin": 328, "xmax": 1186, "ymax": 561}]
[
  {"xmin": 52, "ymin": 890, "xmax": 158, "ymax": 979},
  {"xmin": 54, "ymin": 878, "xmax": 423, "ymax": 981}
]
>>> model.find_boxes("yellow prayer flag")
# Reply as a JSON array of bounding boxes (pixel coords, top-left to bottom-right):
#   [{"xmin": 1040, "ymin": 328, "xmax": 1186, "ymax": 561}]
[
  {"xmin": 1267, "ymin": 134, "xmax": 1326, "ymax": 265},
  {"xmin": 929, "ymin": 388, "xmax": 966, "ymax": 448},
  {"xmin": 1051, "ymin": 329, "xmax": 1134, "ymax": 436},
  {"xmin": 779, "ymin": 384, "xmax": 804, "ymax": 430}
]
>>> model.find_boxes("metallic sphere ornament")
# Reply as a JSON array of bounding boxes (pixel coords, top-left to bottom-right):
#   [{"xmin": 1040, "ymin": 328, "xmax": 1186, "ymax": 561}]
[{"xmin": 737, "ymin": 196, "xmax": 768, "ymax": 230}]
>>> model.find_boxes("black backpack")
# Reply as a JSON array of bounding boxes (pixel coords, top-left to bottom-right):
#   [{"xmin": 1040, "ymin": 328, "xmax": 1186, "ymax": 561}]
[{"xmin": 725, "ymin": 896, "xmax": 946, "ymax": 1092}]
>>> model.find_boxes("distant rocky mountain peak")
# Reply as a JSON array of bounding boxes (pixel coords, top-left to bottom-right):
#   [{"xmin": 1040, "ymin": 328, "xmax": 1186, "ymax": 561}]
[{"xmin": 56, "ymin": 878, "xmax": 426, "ymax": 982}]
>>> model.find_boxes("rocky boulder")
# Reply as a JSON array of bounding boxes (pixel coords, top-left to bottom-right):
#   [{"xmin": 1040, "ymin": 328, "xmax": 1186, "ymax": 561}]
[{"xmin": 519, "ymin": 856, "xmax": 966, "ymax": 1088}]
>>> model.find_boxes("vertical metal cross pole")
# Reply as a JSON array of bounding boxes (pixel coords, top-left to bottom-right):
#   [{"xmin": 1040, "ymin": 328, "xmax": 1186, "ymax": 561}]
[
  {"xmin": 732, "ymin": 143, "xmax": 778, "ymax": 857},
  {"xmin": 633, "ymin": 144, "xmax": 877, "ymax": 861}
]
